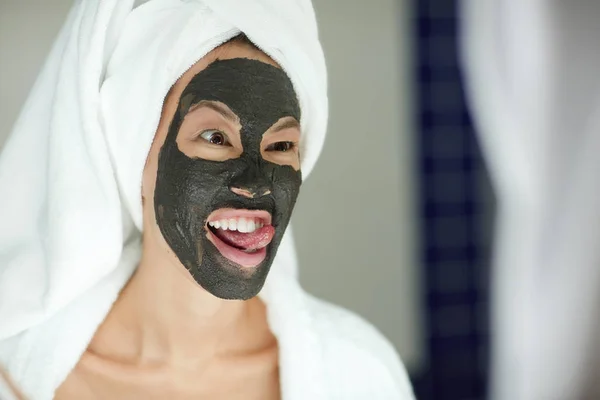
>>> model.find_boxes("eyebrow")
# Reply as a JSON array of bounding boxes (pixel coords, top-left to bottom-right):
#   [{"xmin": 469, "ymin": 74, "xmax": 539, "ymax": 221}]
[
  {"xmin": 187, "ymin": 101, "xmax": 299, "ymax": 132},
  {"xmin": 187, "ymin": 100, "xmax": 239, "ymax": 123},
  {"xmin": 271, "ymin": 118, "xmax": 300, "ymax": 132}
]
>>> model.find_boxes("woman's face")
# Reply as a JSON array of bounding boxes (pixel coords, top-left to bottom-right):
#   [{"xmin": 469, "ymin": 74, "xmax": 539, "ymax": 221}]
[{"xmin": 142, "ymin": 41, "xmax": 302, "ymax": 300}]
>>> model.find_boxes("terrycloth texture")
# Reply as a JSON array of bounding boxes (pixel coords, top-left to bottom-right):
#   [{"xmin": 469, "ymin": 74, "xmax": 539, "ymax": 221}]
[
  {"xmin": 0, "ymin": 0, "xmax": 414, "ymax": 398},
  {"xmin": 461, "ymin": 1, "xmax": 600, "ymax": 399}
]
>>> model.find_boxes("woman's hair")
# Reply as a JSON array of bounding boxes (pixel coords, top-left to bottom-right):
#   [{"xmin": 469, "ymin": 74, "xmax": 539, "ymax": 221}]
[{"xmin": 229, "ymin": 33, "xmax": 257, "ymax": 48}]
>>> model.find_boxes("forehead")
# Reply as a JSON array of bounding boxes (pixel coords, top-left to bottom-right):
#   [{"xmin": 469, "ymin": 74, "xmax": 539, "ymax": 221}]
[{"xmin": 178, "ymin": 58, "xmax": 301, "ymax": 126}]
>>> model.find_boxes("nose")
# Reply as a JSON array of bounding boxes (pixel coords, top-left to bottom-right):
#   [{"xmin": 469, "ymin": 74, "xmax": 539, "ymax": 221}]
[
  {"xmin": 230, "ymin": 186, "xmax": 271, "ymax": 199},
  {"xmin": 229, "ymin": 168, "xmax": 272, "ymax": 199}
]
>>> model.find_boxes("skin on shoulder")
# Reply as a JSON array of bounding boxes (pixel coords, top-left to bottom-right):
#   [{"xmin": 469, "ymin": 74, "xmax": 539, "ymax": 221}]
[{"xmin": 0, "ymin": 365, "xmax": 27, "ymax": 400}]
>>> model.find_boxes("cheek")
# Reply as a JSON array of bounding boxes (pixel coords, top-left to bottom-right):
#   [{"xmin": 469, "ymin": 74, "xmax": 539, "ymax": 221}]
[
  {"xmin": 142, "ymin": 150, "xmax": 159, "ymax": 203},
  {"xmin": 260, "ymin": 150, "xmax": 300, "ymax": 171},
  {"xmin": 166, "ymin": 160, "xmax": 232, "ymax": 207},
  {"xmin": 142, "ymin": 162, "xmax": 157, "ymax": 213},
  {"xmin": 273, "ymin": 170, "xmax": 302, "ymax": 203},
  {"xmin": 144, "ymin": 117, "xmax": 173, "ymax": 206}
]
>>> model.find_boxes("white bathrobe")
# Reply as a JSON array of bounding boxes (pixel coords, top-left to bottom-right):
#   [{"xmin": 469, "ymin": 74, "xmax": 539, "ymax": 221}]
[
  {"xmin": 461, "ymin": 1, "xmax": 600, "ymax": 399},
  {"xmin": 0, "ymin": 0, "xmax": 414, "ymax": 399}
]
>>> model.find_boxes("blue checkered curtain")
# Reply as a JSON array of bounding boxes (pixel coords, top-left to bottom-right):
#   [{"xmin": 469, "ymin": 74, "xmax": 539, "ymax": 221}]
[{"xmin": 411, "ymin": 1, "xmax": 494, "ymax": 399}]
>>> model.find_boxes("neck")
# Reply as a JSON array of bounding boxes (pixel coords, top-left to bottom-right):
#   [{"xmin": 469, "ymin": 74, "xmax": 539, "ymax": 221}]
[{"xmin": 90, "ymin": 233, "xmax": 258, "ymax": 367}]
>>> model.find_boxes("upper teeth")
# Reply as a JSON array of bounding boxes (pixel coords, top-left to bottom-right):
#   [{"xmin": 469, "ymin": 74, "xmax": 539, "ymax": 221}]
[{"xmin": 208, "ymin": 217, "xmax": 264, "ymax": 233}]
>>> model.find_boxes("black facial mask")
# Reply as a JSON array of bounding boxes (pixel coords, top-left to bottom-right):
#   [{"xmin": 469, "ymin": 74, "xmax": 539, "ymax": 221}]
[{"xmin": 154, "ymin": 58, "xmax": 302, "ymax": 300}]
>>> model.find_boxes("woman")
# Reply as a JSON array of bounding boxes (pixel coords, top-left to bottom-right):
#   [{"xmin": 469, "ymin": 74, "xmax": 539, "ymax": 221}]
[{"xmin": 0, "ymin": 0, "xmax": 414, "ymax": 399}]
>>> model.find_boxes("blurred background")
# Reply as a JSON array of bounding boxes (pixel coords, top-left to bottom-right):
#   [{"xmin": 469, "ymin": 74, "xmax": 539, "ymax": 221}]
[{"xmin": 0, "ymin": 1, "xmax": 494, "ymax": 399}]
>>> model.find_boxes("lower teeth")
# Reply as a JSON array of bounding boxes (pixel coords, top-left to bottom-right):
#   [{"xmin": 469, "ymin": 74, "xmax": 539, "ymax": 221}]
[{"xmin": 243, "ymin": 249, "xmax": 258, "ymax": 254}]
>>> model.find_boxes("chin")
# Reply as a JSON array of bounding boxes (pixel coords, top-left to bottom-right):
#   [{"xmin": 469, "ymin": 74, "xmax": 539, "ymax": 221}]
[{"xmin": 189, "ymin": 245, "xmax": 273, "ymax": 300}]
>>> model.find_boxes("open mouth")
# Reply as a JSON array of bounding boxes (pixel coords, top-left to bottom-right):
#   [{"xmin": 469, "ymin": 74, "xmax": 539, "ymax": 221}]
[{"xmin": 205, "ymin": 208, "xmax": 275, "ymax": 268}]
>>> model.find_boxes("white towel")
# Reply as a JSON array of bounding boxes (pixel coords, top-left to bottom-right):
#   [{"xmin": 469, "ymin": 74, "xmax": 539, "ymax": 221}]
[
  {"xmin": 0, "ymin": 0, "xmax": 414, "ymax": 398},
  {"xmin": 461, "ymin": 1, "xmax": 600, "ymax": 399}
]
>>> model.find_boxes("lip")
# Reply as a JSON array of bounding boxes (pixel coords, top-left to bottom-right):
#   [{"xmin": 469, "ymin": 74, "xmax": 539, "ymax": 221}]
[
  {"xmin": 206, "ymin": 229, "xmax": 268, "ymax": 268},
  {"xmin": 206, "ymin": 208, "xmax": 272, "ymax": 226},
  {"xmin": 205, "ymin": 208, "xmax": 273, "ymax": 268}
]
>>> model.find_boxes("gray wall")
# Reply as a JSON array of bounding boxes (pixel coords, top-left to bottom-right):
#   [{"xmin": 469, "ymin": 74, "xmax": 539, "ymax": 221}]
[
  {"xmin": 294, "ymin": 0, "xmax": 422, "ymax": 370},
  {"xmin": 0, "ymin": 1, "xmax": 74, "ymax": 138},
  {"xmin": 0, "ymin": 0, "xmax": 423, "ymax": 371}
]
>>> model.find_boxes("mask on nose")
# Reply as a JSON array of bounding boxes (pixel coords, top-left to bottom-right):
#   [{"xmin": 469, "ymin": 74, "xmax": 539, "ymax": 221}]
[{"xmin": 154, "ymin": 58, "xmax": 302, "ymax": 300}]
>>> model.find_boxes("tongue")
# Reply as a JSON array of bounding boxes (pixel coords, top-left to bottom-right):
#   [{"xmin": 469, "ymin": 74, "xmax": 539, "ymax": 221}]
[{"xmin": 214, "ymin": 226, "xmax": 275, "ymax": 251}]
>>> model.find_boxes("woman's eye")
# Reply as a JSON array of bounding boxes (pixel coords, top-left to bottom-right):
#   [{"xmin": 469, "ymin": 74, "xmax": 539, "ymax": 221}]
[
  {"xmin": 199, "ymin": 129, "xmax": 230, "ymax": 146},
  {"xmin": 266, "ymin": 141, "xmax": 296, "ymax": 152}
]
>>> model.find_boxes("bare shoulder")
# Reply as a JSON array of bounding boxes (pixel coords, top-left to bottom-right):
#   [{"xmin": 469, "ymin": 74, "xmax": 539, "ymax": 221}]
[{"xmin": 304, "ymin": 294, "xmax": 416, "ymax": 399}]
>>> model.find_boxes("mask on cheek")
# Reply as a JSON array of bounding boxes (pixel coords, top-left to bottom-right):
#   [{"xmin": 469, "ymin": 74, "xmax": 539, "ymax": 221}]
[{"xmin": 154, "ymin": 58, "xmax": 302, "ymax": 300}]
